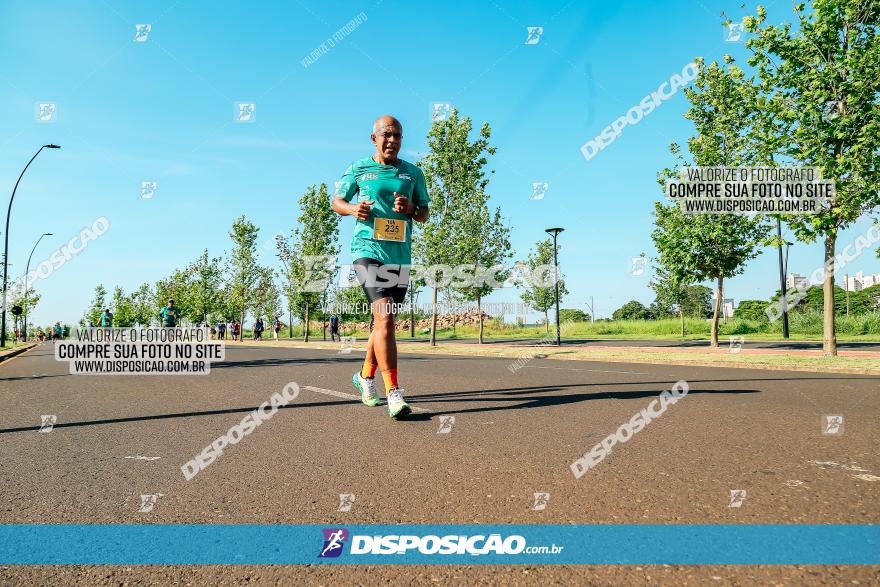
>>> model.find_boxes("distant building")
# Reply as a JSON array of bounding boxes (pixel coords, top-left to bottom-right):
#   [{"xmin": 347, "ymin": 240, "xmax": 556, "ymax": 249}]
[
  {"xmin": 844, "ymin": 272, "xmax": 880, "ymax": 292},
  {"xmin": 722, "ymin": 299, "xmax": 735, "ymax": 319},
  {"xmin": 786, "ymin": 273, "xmax": 810, "ymax": 290}
]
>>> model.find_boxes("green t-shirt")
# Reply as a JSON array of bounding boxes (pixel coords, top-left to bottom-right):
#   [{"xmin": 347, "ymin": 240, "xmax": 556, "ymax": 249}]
[
  {"xmin": 335, "ymin": 156, "xmax": 430, "ymax": 266},
  {"xmin": 99, "ymin": 313, "xmax": 113, "ymax": 327},
  {"xmin": 160, "ymin": 307, "xmax": 180, "ymax": 327}
]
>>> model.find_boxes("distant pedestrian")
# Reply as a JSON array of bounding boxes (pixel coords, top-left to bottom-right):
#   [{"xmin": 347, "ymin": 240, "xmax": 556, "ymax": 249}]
[
  {"xmin": 254, "ymin": 318, "xmax": 264, "ymax": 341},
  {"xmin": 217, "ymin": 320, "xmax": 227, "ymax": 340},
  {"xmin": 330, "ymin": 314, "xmax": 340, "ymax": 341},
  {"xmin": 231, "ymin": 319, "xmax": 240, "ymax": 341},
  {"xmin": 273, "ymin": 316, "xmax": 281, "ymax": 340}
]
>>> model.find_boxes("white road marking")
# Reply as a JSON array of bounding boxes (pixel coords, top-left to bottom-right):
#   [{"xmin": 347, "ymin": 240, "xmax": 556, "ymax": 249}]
[
  {"xmin": 301, "ymin": 385, "xmax": 429, "ymax": 413},
  {"xmin": 522, "ymin": 365, "xmax": 649, "ymax": 375},
  {"xmin": 124, "ymin": 455, "xmax": 161, "ymax": 461},
  {"xmin": 808, "ymin": 460, "xmax": 869, "ymax": 472},
  {"xmin": 853, "ymin": 474, "xmax": 880, "ymax": 482}
]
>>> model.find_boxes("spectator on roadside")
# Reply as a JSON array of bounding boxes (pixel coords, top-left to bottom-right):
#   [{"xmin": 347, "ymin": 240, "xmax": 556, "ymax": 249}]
[
  {"xmin": 254, "ymin": 317, "xmax": 264, "ymax": 341},
  {"xmin": 231, "ymin": 319, "xmax": 240, "ymax": 341},
  {"xmin": 273, "ymin": 316, "xmax": 281, "ymax": 340},
  {"xmin": 217, "ymin": 320, "xmax": 227, "ymax": 340}
]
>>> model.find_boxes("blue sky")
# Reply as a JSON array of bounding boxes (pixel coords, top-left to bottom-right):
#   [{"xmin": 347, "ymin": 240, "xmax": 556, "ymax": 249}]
[{"xmin": 2, "ymin": 0, "xmax": 878, "ymax": 325}]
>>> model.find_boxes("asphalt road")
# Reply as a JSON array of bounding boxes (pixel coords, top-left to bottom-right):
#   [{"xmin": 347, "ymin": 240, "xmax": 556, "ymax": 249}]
[{"xmin": 1, "ymin": 342, "xmax": 877, "ymax": 585}]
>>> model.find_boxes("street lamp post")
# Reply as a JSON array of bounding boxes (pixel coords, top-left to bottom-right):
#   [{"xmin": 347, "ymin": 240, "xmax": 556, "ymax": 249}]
[
  {"xmin": 775, "ymin": 217, "xmax": 790, "ymax": 339},
  {"xmin": 545, "ymin": 227, "xmax": 564, "ymax": 346},
  {"xmin": 22, "ymin": 233, "xmax": 53, "ymax": 341},
  {"xmin": 2, "ymin": 144, "xmax": 61, "ymax": 347}
]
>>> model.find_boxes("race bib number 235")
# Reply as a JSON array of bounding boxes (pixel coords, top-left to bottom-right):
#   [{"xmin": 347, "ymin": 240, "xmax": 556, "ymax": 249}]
[{"xmin": 373, "ymin": 217, "xmax": 406, "ymax": 242}]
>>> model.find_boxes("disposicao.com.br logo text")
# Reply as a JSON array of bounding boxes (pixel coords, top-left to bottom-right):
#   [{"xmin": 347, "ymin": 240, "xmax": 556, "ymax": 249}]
[{"xmin": 318, "ymin": 529, "xmax": 563, "ymax": 557}]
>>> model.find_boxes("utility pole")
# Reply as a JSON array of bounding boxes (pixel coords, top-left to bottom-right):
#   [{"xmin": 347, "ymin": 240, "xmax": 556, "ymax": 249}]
[
  {"xmin": 545, "ymin": 227, "xmax": 564, "ymax": 345},
  {"xmin": 775, "ymin": 217, "xmax": 790, "ymax": 339}
]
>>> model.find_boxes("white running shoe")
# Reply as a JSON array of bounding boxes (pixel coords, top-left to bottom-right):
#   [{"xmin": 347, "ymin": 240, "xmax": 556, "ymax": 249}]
[
  {"xmin": 352, "ymin": 372, "xmax": 381, "ymax": 407},
  {"xmin": 386, "ymin": 388, "xmax": 411, "ymax": 419}
]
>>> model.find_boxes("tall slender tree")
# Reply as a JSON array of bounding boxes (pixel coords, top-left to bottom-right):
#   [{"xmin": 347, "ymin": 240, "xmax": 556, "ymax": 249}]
[
  {"xmin": 745, "ymin": 1, "xmax": 880, "ymax": 355},
  {"xmin": 657, "ymin": 59, "xmax": 771, "ymax": 347},
  {"xmin": 226, "ymin": 216, "xmax": 261, "ymax": 331},
  {"xmin": 517, "ymin": 238, "xmax": 568, "ymax": 333},
  {"xmin": 416, "ymin": 109, "xmax": 496, "ymax": 345}
]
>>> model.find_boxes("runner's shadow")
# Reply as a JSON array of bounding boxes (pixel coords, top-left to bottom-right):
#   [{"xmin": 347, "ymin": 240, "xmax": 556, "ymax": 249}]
[
  {"xmin": 410, "ymin": 387, "xmax": 761, "ymax": 417},
  {"xmin": 0, "ymin": 398, "xmax": 355, "ymax": 434}
]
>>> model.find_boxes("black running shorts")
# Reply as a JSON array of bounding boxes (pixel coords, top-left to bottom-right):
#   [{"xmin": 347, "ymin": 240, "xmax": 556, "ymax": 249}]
[{"xmin": 353, "ymin": 257, "xmax": 409, "ymax": 305}]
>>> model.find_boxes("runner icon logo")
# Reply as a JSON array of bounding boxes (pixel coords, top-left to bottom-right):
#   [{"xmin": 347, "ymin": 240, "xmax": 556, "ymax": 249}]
[
  {"xmin": 728, "ymin": 336, "xmax": 745, "ymax": 354},
  {"xmin": 319, "ymin": 528, "xmax": 349, "ymax": 558},
  {"xmin": 339, "ymin": 336, "xmax": 355, "ymax": 354},
  {"xmin": 822, "ymin": 415, "xmax": 844, "ymax": 435},
  {"xmin": 531, "ymin": 182, "xmax": 548, "ymax": 201},
  {"xmin": 531, "ymin": 492, "xmax": 550, "ymax": 511},
  {"xmin": 437, "ymin": 416, "xmax": 455, "ymax": 434},
  {"xmin": 524, "ymin": 26, "xmax": 543, "ymax": 45},
  {"xmin": 134, "ymin": 24, "xmax": 151, "ymax": 42},
  {"xmin": 138, "ymin": 494, "xmax": 164, "ymax": 513},
  {"xmin": 724, "ymin": 21, "xmax": 744, "ymax": 43},
  {"xmin": 38, "ymin": 415, "xmax": 57, "ymax": 432},
  {"xmin": 338, "ymin": 493, "xmax": 356, "ymax": 512},
  {"xmin": 729, "ymin": 489, "xmax": 746, "ymax": 508}
]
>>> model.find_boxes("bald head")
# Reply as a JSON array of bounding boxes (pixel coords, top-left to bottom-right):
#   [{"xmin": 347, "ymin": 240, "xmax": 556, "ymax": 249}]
[{"xmin": 371, "ymin": 115, "xmax": 402, "ymax": 164}]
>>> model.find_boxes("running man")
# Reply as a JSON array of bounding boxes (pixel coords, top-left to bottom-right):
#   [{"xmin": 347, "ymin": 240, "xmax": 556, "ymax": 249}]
[
  {"xmin": 160, "ymin": 299, "xmax": 180, "ymax": 327},
  {"xmin": 331, "ymin": 115, "xmax": 430, "ymax": 419},
  {"xmin": 99, "ymin": 308, "xmax": 113, "ymax": 327}
]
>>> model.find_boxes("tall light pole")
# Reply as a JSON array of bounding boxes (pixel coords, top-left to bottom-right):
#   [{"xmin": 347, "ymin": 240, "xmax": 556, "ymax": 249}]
[
  {"xmin": 774, "ymin": 217, "xmax": 790, "ymax": 339},
  {"xmin": 2, "ymin": 144, "xmax": 61, "ymax": 347},
  {"xmin": 22, "ymin": 233, "xmax": 53, "ymax": 341},
  {"xmin": 545, "ymin": 227, "xmax": 564, "ymax": 346}
]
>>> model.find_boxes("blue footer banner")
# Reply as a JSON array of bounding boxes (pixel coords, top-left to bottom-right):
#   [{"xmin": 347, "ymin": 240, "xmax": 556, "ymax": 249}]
[{"xmin": 0, "ymin": 524, "xmax": 876, "ymax": 565}]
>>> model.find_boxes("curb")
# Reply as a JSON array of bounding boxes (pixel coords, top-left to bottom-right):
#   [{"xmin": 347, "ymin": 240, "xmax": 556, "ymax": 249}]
[{"xmin": 0, "ymin": 343, "xmax": 37, "ymax": 364}]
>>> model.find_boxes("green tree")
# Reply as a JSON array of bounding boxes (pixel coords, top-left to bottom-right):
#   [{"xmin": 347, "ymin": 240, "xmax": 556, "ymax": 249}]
[
  {"xmin": 278, "ymin": 184, "xmax": 339, "ymax": 341},
  {"xmin": 657, "ymin": 59, "xmax": 772, "ymax": 347},
  {"xmin": 650, "ymin": 260, "xmax": 694, "ymax": 336},
  {"xmin": 455, "ymin": 206, "xmax": 512, "ymax": 344},
  {"xmin": 187, "ymin": 249, "xmax": 224, "ymax": 324},
  {"xmin": 83, "ymin": 284, "xmax": 107, "ymax": 326},
  {"xmin": 559, "ymin": 308, "xmax": 590, "ymax": 323},
  {"xmin": 613, "ymin": 300, "xmax": 652, "ymax": 321},
  {"xmin": 683, "ymin": 285, "xmax": 714, "ymax": 318},
  {"xmin": 129, "ymin": 283, "xmax": 155, "ymax": 326},
  {"xmin": 254, "ymin": 266, "xmax": 281, "ymax": 325},
  {"xmin": 226, "ymin": 215, "xmax": 261, "ymax": 330},
  {"xmin": 517, "ymin": 238, "xmax": 568, "ymax": 334},
  {"xmin": 734, "ymin": 299, "xmax": 770, "ymax": 322},
  {"xmin": 415, "ymin": 109, "xmax": 496, "ymax": 345},
  {"xmin": 111, "ymin": 286, "xmax": 135, "ymax": 327},
  {"xmin": 745, "ymin": 1, "xmax": 880, "ymax": 355}
]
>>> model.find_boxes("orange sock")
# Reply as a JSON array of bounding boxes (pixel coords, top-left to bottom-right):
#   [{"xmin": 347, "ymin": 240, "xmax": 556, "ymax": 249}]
[
  {"xmin": 382, "ymin": 368, "xmax": 399, "ymax": 392},
  {"xmin": 361, "ymin": 361, "xmax": 377, "ymax": 379}
]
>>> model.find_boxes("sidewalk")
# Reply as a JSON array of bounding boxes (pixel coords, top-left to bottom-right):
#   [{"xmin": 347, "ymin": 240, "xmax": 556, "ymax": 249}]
[
  {"xmin": 218, "ymin": 338, "xmax": 880, "ymax": 375},
  {"xmin": 0, "ymin": 342, "xmax": 37, "ymax": 364}
]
